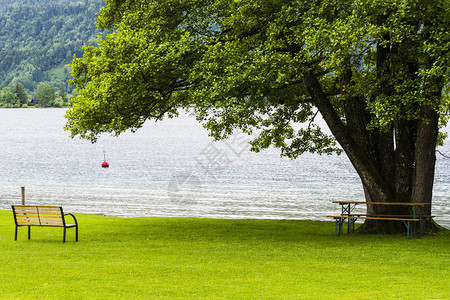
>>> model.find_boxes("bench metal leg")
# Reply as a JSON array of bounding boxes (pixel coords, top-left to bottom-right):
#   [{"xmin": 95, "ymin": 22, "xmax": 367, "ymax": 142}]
[
  {"xmin": 334, "ymin": 218, "xmax": 343, "ymax": 236},
  {"xmin": 28, "ymin": 226, "xmax": 31, "ymax": 240},
  {"xmin": 407, "ymin": 221, "xmax": 411, "ymax": 239},
  {"xmin": 62, "ymin": 226, "xmax": 78, "ymax": 242},
  {"xmin": 401, "ymin": 220, "xmax": 421, "ymax": 239},
  {"xmin": 334, "ymin": 218, "xmax": 344, "ymax": 236},
  {"xmin": 408, "ymin": 221, "xmax": 412, "ymax": 239},
  {"xmin": 402, "ymin": 220, "xmax": 410, "ymax": 239},
  {"xmin": 15, "ymin": 226, "xmax": 18, "ymax": 241},
  {"xmin": 348, "ymin": 218, "xmax": 356, "ymax": 234},
  {"xmin": 420, "ymin": 218, "xmax": 426, "ymax": 236},
  {"xmin": 334, "ymin": 219, "xmax": 339, "ymax": 236}
]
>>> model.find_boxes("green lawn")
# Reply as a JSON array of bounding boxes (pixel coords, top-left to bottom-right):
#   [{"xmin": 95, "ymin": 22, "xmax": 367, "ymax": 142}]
[{"xmin": 0, "ymin": 210, "xmax": 448, "ymax": 299}]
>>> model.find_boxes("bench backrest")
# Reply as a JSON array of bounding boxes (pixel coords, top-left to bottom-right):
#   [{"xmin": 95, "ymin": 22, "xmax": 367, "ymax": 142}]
[{"xmin": 12, "ymin": 205, "xmax": 64, "ymax": 227}]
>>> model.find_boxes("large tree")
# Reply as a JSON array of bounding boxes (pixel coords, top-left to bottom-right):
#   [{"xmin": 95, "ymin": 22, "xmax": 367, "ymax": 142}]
[{"xmin": 66, "ymin": 0, "xmax": 450, "ymax": 233}]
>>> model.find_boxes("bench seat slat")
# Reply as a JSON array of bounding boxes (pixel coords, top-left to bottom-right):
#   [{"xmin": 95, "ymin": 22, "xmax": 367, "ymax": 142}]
[
  {"xmin": 14, "ymin": 205, "xmax": 60, "ymax": 209},
  {"xmin": 15, "ymin": 217, "xmax": 40, "ymax": 220},
  {"xmin": 16, "ymin": 208, "xmax": 37, "ymax": 214},
  {"xmin": 38, "ymin": 208, "xmax": 62, "ymax": 213},
  {"xmin": 350, "ymin": 214, "xmax": 435, "ymax": 218},
  {"xmin": 327, "ymin": 215, "xmax": 420, "ymax": 221},
  {"xmin": 15, "ymin": 213, "xmax": 39, "ymax": 217},
  {"xmin": 33, "ymin": 215, "xmax": 63, "ymax": 219},
  {"xmin": 40, "ymin": 221, "xmax": 64, "ymax": 226},
  {"xmin": 15, "ymin": 217, "xmax": 40, "ymax": 221},
  {"xmin": 16, "ymin": 221, "xmax": 41, "ymax": 226}
]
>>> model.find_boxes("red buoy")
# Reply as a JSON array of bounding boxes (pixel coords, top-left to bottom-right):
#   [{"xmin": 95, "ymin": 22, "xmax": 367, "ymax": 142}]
[{"xmin": 102, "ymin": 151, "xmax": 109, "ymax": 168}]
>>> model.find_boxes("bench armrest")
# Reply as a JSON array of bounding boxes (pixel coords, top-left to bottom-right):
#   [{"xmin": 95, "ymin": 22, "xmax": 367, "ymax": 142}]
[{"xmin": 64, "ymin": 213, "xmax": 78, "ymax": 226}]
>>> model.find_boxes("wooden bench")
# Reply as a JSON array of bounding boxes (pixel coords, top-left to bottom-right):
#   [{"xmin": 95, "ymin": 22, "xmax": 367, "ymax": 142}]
[
  {"xmin": 12, "ymin": 205, "xmax": 78, "ymax": 243},
  {"xmin": 327, "ymin": 215, "xmax": 432, "ymax": 239}
]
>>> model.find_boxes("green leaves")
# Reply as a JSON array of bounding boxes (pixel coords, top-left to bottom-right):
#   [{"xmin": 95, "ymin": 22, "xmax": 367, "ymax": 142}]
[
  {"xmin": 66, "ymin": 0, "xmax": 450, "ymax": 157},
  {"xmin": 36, "ymin": 82, "xmax": 55, "ymax": 107}
]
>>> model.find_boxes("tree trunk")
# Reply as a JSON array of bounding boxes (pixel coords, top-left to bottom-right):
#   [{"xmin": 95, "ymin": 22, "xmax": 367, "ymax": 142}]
[{"xmin": 302, "ymin": 71, "xmax": 447, "ymax": 235}]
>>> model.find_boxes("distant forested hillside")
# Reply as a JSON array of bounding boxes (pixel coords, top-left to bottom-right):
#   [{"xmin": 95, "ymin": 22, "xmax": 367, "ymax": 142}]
[{"xmin": 0, "ymin": 0, "xmax": 105, "ymax": 99}]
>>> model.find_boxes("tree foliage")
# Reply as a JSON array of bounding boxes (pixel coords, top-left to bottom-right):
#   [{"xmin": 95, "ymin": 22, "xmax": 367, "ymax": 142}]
[
  {"xmin": 0, "ymin": 86, "xmax": 19, "ymax": 107},
  {"xmin": 36, "ymin": 82, "xmax": 55, "ymax": 107},
  {"xmin": 68, "ymin": 0, "xmax": 450, "ymax": 141},
  {"xmin": 15, "ymin": 82, "xmax": 29, "ymax": 105},
  {"xmin": 66, "ymin": 0, "xmax": 450, "ymax": 232}
]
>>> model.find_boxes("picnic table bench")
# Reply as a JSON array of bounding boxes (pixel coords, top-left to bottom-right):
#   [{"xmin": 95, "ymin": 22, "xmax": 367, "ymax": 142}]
[
  {"xmin": 328, "ymin": 201, "xmax": 432, "ymax": 239},
  {"xmin": 12, "ymin": 205, "xmax": 78, "ymax": 243}
]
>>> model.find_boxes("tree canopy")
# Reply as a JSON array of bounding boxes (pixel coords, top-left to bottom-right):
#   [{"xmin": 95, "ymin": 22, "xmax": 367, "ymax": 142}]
[{"xmin": 66, "ymin": 0, "xmax": 450, "ymax": 233}]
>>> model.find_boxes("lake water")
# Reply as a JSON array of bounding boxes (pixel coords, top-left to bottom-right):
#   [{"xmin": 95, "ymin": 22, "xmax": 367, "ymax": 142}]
[{"xmin": 0, "ymin": 109, "xmax": 448, "ymax": 228}]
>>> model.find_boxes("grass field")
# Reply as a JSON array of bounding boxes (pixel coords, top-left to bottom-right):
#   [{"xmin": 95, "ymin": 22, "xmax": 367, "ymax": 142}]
[{"xmin": 0, "ymin": 210, "xmax": 448, "ymax": 299}]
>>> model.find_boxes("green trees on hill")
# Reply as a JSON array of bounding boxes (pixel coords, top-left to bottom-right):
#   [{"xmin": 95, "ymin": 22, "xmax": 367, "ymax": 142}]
[{"xmin": 0, "ymin": 0, "xmax": 105, "ymax": 101}]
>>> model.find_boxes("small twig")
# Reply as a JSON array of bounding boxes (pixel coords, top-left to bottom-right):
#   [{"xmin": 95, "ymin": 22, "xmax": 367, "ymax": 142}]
[{"xmin": 436, "ymin": 149, "xmax": 450, "ymax": 159}]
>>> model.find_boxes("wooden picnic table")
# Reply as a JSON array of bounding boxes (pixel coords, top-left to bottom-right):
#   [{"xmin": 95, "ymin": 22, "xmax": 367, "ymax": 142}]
[
  {"xmin": 329, "ymin": 201, "xmax": 432, "ymax": 239},
  {"xmin": 332, "ymin": 201, "xmax": 429, "ymax": 218}
]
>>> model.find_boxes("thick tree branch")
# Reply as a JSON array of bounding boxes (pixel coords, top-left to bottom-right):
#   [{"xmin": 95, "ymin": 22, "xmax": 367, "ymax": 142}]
[{"xmin": 302, "ymin": 71, "xmax": 394, "ymax": 202}]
